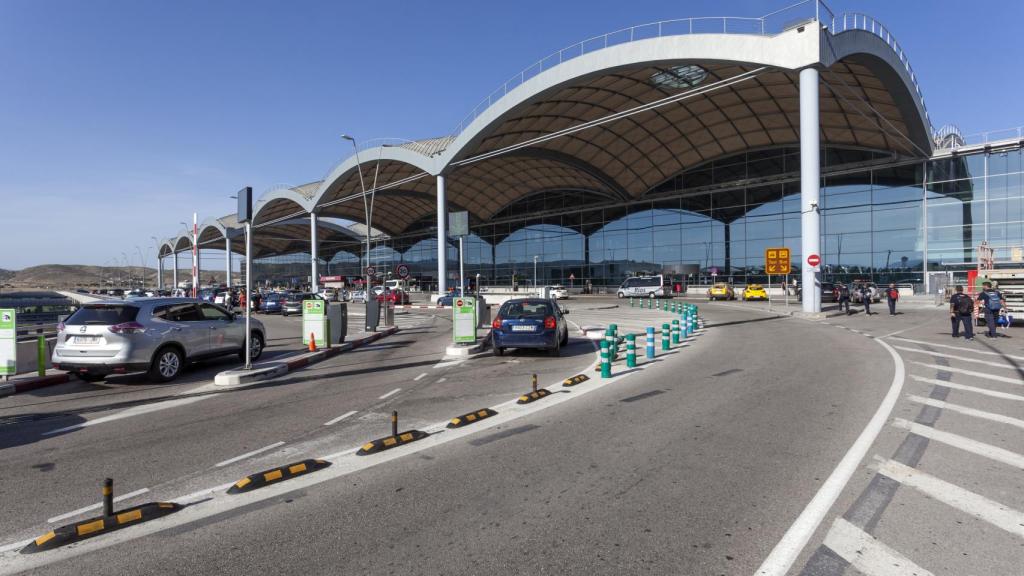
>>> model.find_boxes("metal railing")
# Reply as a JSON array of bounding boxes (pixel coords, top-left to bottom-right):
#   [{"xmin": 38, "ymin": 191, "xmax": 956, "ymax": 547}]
[{"xmin": 939, "ymin": 126, "xmax": 1024, "ymax": 149}]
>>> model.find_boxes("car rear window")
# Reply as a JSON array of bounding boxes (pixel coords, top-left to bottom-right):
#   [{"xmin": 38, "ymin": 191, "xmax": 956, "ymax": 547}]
[
  {"xmin": 500, "ymin": 300, "xmax": 553, "ymax": 318},
  {"xmin": 66, "ymin": 304, "xmax": 139, "ymax": 325}
]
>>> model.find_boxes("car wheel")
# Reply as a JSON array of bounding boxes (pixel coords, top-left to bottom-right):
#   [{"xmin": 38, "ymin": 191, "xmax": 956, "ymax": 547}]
[
  {"xmin": 77, "ymin": 373, "xmax": 104, "ymax": 383},
  {"xmin": 548, "ymin": 338, "xmax": 561, "ymax": 357},
  {"xmin": 149, "ymin": 347, "xmax": 183, "ymax": 383},
  {"xmin": 242, "ymin": 331, "xmax": 264, "ymax": 362},
  {"xmin": 492, "ymin": 345, "xmax": 504, "ymax": 357},
  {"xmin": 649, "ymin": 292, "xmax": 656, "ymax": 299},
  {"xmin": 560, "ymin": 328, "xmax": 569, "ymax": 346},
  {"xmin": 617, "ymin": 292, "xmax": 624, "ymax": 299}
]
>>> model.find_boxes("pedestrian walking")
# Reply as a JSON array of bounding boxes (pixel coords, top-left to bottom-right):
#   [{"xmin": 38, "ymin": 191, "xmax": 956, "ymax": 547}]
[
  {"xmin": 837, "ymin": 283, "xmax": 851, "ymax": 315},
  {"xmin": 976, "ymin": 281, "xmax": 1003, "ymax": 338},
  {"xmin": 886, "ymin": 282, "xmax": 899, "ymax": 315},
  {"xmin": 859, "ymin": 284, "xmax": 873, "ymax": 315},
  {"xmin": 950, "ymin": 285, "xmax": 974, "ymax": 340}
]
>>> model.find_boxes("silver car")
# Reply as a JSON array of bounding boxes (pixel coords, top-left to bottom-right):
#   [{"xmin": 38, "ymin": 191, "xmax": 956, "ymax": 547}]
[{"xmin": 52, "ymin": 298, "xmax": 265, "ymax": 382}]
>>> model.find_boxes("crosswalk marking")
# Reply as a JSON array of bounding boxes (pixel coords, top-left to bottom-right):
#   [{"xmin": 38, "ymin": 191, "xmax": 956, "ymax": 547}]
[
  {"xmin": 875, "ymin": 458, "xmax": 1024, "ymax": 538},
  {"xmin": 823, "ymin": 517, "xmax": 934, "ymax": 576},
  {"xmin": 909, "ymin": 375, "xmax": 1024, "ymax": 403},
  {"xmin": 894, "ymin": 346, "xmax": 1021, "ymax": 370},
  {"xmin": 892, "ymin": 418, "xmax": 1024, "ymax": 469},
  {"xmin": 891, "ymin": 337, "xmax": 1024, "ymax": 362},
  {"xmin": 911, "ymin": 362, "xmax": 1024, "ymax": 385},
  {"xmin": 907, "ymin": 395, "xmax": 1024, "ymax": 431}
]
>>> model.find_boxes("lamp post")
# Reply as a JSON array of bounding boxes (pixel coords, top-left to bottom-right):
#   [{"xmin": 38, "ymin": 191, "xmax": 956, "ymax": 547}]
[
  {"xmin": 150, "ymin": 236, "xmax": 159, "ymax": 289},
  {"xmin": 533, "ymin": 255, "xmax": 539, "ymax": 292},
  {"xmin": 342, "ymin": 135, "xmax": 372, "ymax": 291}
]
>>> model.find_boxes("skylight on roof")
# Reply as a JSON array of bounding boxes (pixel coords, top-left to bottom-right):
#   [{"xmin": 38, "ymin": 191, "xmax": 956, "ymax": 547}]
[{"xmin": 649, "ymin": 65, "xmax": 708, "ymax": 89}]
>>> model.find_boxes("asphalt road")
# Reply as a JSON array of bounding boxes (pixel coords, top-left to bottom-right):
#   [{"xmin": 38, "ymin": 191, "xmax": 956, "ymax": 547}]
[{"xmin": 2, "ymin": 296, "xmax": 1020, "ymax": 575}]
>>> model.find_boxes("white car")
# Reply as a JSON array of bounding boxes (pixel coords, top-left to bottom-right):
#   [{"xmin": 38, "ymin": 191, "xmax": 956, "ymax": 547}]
[
  {"xmin": 548, "ymin": 285, "xmax": 568, "ymax": 299},
  {"xmin": 318, "ymin": 288, "xmax": 339, "ymax": 302},
  {"xmin": 350, "ymin": 290, "xmax": 367, "ymax": 303}
]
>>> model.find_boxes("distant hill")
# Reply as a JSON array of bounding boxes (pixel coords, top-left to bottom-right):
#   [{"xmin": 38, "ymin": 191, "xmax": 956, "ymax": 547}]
[{"xmin": 0, "ymin": 265, "xmax": 232, "ymax": 290}]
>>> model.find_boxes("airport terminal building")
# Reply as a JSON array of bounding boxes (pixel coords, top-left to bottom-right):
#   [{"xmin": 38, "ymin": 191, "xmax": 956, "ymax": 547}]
[{"xmin": 157, "ymin": 2, "xmax": 1023, "ymax": 312}]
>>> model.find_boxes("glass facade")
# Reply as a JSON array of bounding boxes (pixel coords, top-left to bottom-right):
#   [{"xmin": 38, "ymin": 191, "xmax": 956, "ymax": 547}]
[{"xmin": 242, "ymin": 144, "xmax": 1024, "ymax": 291}]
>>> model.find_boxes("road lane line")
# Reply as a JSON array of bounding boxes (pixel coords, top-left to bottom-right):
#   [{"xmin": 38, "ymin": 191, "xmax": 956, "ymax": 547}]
[
  {"xmin": 214, "ymin": 441, "xmax": 286, "ymax": 468},
  {"xmin": 910, "ymin": 375, "xmax": 1024, "ymax": 402},
  {"xmin": 413, "ymin": 372, "xmax": 427, "ymax": 381},
  {"xmin": 822, "ymin": 517, "xmax": 934, "ymax": 576},
  {"xmin": 894, "ymin": 346, "xmax": 1021, "ymax": 370},
  {"xmin": 875, "ymin": 458, "xmax": 1024, "ymax": 537},
  {"xmin": 910, "ymin": 362, "xmax": 1023, "ymax": 385},
  {"xmin": 891, "ymin": 418, "xmax": 1024, "ymax": 469},
  {"xmin": 323, "ymin": 410, "xmax": 358, "ymax": 426},
  {"xmin": 379, "ymin": 388, "xmax": 401, "ymax": 399},
  {"xmin": 46, "ymin": 488, "xmax": 151, "ymax": 524},
  {"xmin": 437, "ymin": 377, "xmax": 446, "ymax": 383},
  {"xmin": 41, "ymin": 395, "xmax": 214, "ymax": 436},
  {"xmin": 906, "ymin": 395, "xmax": 1024, "ymax": 431},
  {"xmin": 891, "ymin": 337, "xmax": 1024, "ymax": 361},
  {"xmin": 433, "ymin": 359, "xmax": 464, "ymax": 368},
  {"xmin": 754, "ymin": 337, "xmax": 905, "ymax": 576}
]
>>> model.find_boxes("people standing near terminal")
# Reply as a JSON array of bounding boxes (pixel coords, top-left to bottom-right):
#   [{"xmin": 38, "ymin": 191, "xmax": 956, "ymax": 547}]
[
  {"xmin": 950, "ymin": 285, "xmax": 974, "ymax": 340},
  {"xmin": 860, "ymin": 284, "xmax": 873, "ymax": 315},
  {"xmin": 886, "ymin": 282, "xmax": 899, "ymax": 315},
  {"xmin": 837, "ymin": 283, "xmax": 851, "ymax": 315},
  {"xmin": 976, "ymin": 281, "xmax": 1003, "ymax": 338}
]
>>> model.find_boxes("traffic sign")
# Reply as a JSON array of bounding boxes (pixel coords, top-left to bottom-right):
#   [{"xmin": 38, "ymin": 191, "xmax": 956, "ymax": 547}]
[
  {"xmin": 807, "ymin": 254, "xmax": 821, "ymax": 267},
  {"xmin": 395, "ymin": 263, "xmax": 410, "ymax": 279},
  {"xmin": 365, "ymin": 266, "xmax": 376, "ymax": 277},
  {"xmin": 764, "ymin": 247, "xmax": 791, "ymax": 275}
]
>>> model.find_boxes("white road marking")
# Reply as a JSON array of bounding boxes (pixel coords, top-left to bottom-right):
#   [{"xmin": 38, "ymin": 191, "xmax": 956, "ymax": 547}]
[
  {"xmin": 907, "ymin": 395, "xmax": 1024, "ymax": 431},
  {"xmin": 754, "ymin": 337, "xmax": 905, "ymax": 576},
  {"xmin": 0, "ymin": 539, "xmax": 31, "ymax": 554},
  {"xmin": 378, "ymin": 388, "xmax": 401, "ymax": 399},
  {"xmin": 892, "ymin": 336, "xmax": 1024, "ymax": 361},
  {"xmin": 823, "ymin": 517, "xmax": 934, "ymax": 576},
  {"xmin": 437, "ymin": 377, "xmax": 446, "ymax": 383},
  {"xmin": 910, "ymin": 362, "xmax": 1023, "ymax": 385},
  {"xmin": 892, "ymin": 418, "xmax": 1024, "ymax": 469},
  {"xmin": 875, "ymin": 457, "xmax": 1024, "ymax": 538},
  {"xmin": 46, "ymin": 488, "xmax": 151, "ymax": 524},
  {"xmin": 214, "ymin": 441, "xmax": 286, "ymax": 468},
  {"xmin": 41, "ymin": 395, "xmax": 213, "ymax": 436},
  {"xmin": 894, "ymin": 346, "xmax": 1020, "ymax": 370},
  {"xmin": 433, "ymin": 359, "xmax": 464, "ymax": 368},
  {"xmin": 323, "ymin": 410, "xmax": 358, "ymax": 426},
  {"xmin": 413, "ymin": 372, "xmax": 427, "ymax": 381},
  {"xmin": 910, "ymin": 375, "xmax": 1024, "ymax": 402}
]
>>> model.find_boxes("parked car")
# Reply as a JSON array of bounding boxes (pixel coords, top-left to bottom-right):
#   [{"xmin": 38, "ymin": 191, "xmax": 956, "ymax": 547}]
[
  {"xmin": 616, "ymin": 275, "xmax": 667, "ymax": 298},
  {"xmin": 260, "ymin": 291, "xmax": 286, "ymax": 314},
  {"xmin": 52, "ymin": 298, "xmax": 265, "ymax": 383},
  {"xmin": 547, "ymin": 285, "xmax": 568, "ymax": 299},
  {"xmin": 491, "ymin": 298, "xmax": 569, "ymax": 357},
  {"xmin": 319, "ymin": 288, "xmax": 339, "ymax": 302},
  {"xmin": 350, "ymin": 290, "xmax": 367, "ymax": 303},
  {"xmin": 436, "ymin": 289, "xmax": 467, "ymax": 307},
  {"xmin": 377, "ymin": 289, "xmax": 410, "ymax": 305},
  {"xmin": 741, "ymin": 284, "xmax": 767, "ymax": 301},
  {"xmin": 707, "ymin": 283, "xmax": 736, "ymax": 301},
  {"xmin": 282, "ymin": 292, "xmax": 312, "ymax": 316},
  {"xmin": 850, "ymin": 281, "xmax": 881, "ymax": 303}
]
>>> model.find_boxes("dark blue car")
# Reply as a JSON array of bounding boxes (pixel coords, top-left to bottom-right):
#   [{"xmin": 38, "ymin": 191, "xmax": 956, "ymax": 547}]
[
  {"xmin": 261, "ymin": 292, "xmax": 285, "ymax": 314},
  {"xmin": 491, "ymin": 298, "xmax": 569, "ymax": 357},
  {"xmin": 436, "ymin": 289, "xmax": 466, "ymax": 307}
]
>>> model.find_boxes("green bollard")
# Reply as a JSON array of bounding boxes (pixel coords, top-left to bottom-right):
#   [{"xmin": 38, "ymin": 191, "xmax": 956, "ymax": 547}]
[
  {"xmin": 661, "ymin": 323, "xmax": 670, "ymax": 351},
  {"xmin": 600, "ymin": 340, "xmax": 611, "ymax": 378},
  {"xmin": 37, "ymin": 335, "xmax": 46, "ymax": 377},
  {"xmin": 672, "ymin": 319, "xmax": 680, "ymax": 345},
  {"xmin": 605, "ymin": 328, "xmax": 616, "ymax": 362},
  {"xmin": 626, "ymin": 334, "xmax": 636, "ymax": 368}
]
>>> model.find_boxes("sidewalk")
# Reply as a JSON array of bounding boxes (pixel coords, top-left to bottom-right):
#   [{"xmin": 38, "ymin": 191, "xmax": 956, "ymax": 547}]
[{"xmin": 0, "ymin": 368, "xmax": 71, "ymax": 398}]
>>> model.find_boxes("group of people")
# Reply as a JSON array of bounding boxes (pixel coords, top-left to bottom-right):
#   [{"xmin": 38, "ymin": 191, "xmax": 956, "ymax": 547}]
[
  {"xmin": 836, "ymin": 282, "xmax": 901, "ymax": 316},
  {"xmin": 949, "ymin": 282, "xmax": 1007, "ymax": 340}
]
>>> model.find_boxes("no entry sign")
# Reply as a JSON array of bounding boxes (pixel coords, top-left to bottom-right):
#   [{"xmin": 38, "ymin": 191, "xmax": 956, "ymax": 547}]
[{"xmin": 807, "ymin": 254, "xmax": 821, "ymax": 267}]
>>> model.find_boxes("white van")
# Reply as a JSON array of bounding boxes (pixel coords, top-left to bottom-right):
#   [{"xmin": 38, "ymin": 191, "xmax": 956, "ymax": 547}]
[
  {"xmin": 385, "ymin": 279, "xmax": 409, "ymax": 292},
  {"xmin": 616, "ymin": 275, "xmax": 667, "ymax": 298}
]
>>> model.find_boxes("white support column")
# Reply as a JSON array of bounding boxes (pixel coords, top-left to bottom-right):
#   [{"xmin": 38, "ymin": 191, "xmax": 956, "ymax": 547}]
[
  {"xmin": 310, "ymin": 211, "xmax": 319, "ymax": 293},
  {"xmin": 172, "ymin": 252, "xmax": 178, "ymax": 289},
  {"xmin": 195, "ymin": 245, "xmax": 201, "ymax": 294},
  {"xmin": 224, "ymin": 237, "xmax": 232, "ymax": 289},
  {"xmin": 157, "ymin": 255, "xmax": 164, "ymax": 290},
  {"xmin": 437, "ymin": 174, "xmax": 448, "ymax": 294},
  {"xmin": 800, "ymin": 66, "xmax": 821, "ymax": 314}
]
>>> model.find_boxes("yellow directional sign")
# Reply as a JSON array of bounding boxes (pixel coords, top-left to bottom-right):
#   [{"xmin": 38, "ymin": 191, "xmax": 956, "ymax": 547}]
[{"xmin": 765, "ymin": 247, "xmax": 791, "ymax": 275}]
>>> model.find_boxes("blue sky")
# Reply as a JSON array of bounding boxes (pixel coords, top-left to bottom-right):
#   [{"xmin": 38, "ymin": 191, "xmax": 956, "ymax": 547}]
[{"xmin": 1, "ymin": 0, "xmax": 1021, "ymax": 270}]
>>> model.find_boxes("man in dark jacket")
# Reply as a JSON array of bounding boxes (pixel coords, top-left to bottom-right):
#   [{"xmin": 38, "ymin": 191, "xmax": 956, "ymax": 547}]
[
  {"xmin": 886, "ymin": 283, "xmax": 899, "ymax": 315},
  {"xmin": 859, "ymin": 284, "xmax": 873, "ymax": 315},
  {"xmin": 976, "ymin": 281, "xmax": 1003, "ymax": 338},
  {"xmin": 837, "ymin": 283, "xmax": 851, "ymax": 315},
  {"xmin": 950, "ymin": 285, "xmax": 974, "ymax": 340}
]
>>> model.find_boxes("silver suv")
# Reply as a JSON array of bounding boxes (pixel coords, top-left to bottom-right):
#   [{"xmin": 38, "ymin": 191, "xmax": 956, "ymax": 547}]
[{"xmin": 53, "ymin": 298, "xmax": 266, "ymax": 382}]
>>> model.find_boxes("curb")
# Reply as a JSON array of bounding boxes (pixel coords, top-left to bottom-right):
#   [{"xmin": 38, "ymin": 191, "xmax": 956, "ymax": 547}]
[
  {"xmin": 0, "ymin": 373, "xmax": 71, "ymax": 398},
  {"xmin": 214, "ymin": 326, "xmax": 400, "ymax": 387},
  {"xmin": 447, "ymin": 408, "xmax": 498, "ymax": 428},
  {"xmin": 561, "ymin": 374, "xmax": 590, "ymax": 387},
  {"xmin": 517, "ymin": 388, "xmax": 552, "ymax": 404},
  {"xmin": 357, "ymin": 430, "xmax": 429, "ymax": 455},
  {"xmin": 21, "ymin": 502, "xmax": 181, "ymax": 553},
  {"xmin": 228, "ymin": 459, "xmax": 331, "ymax": 494}
]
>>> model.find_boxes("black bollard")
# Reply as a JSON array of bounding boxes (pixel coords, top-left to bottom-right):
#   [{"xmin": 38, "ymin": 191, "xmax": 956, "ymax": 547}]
[
  {"xmin": 103, "ymin": 478, "xmax": 114, "ymax": 517},
  {"xmin": 391, "ymin": 410, "xmax": 398, "ymax": 437}
]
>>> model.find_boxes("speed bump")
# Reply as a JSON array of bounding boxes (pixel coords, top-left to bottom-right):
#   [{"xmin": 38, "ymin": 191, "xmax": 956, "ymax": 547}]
[
  {"xmin": 562, "ymin": 374, "xmax": 589, "ymax": 387},
  {"xmin": 447, "ymin": 408, "xmax": 498, "ymax": 428},
  {"xmin": 357, "ymin": 430, "xmax": 429, "ymax": 455},
  {"xmin": 21, "ymin": 502, "xmax": 181, "ymax": 553},
  {"xmin": 227, "ymin": 458, "xmax": 331, "ymax": 494},
  {"xmin": 517, "ymin": 389, "xmax": 551, "ymax": 404}
]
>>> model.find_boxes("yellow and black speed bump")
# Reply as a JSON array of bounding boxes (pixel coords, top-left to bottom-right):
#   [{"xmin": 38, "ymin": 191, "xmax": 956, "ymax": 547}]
[
  {"xmin": 227, "ymin": 458, "xmax": 331, "ymax": 494},
  {"xmin": 447, "ymin": 408, "xmax": 498, "ymax": 428},
  {"xmin": 562, "ymin": 374, "xmax": 590, "ymax": 387},
  {"xmin": 21, "ymin": 502, "xmax": 181, "ymax": 554},
  {"xmin": 357, "ymin": 430, "xmax": 429, "ymax": 455},
  {"xmin": 517, "ymin": 388, "xmax": 551, "ymax": 404}
]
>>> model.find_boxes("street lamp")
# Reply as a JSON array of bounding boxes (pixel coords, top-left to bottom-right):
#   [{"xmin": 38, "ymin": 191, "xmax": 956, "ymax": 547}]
[
  {"xmin": 150, "ymin": 236, "xmax": 159, "ymax": 288},
  {"xmin": 342, "ymin": 134, "xmax": 372, "ymax": 292},
  {"xmin": 533, "ymin": 255, "xmax": 539, "ymax": 291}
]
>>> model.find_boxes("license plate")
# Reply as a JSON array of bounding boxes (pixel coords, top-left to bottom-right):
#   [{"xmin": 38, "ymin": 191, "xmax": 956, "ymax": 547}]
[
  {"xmin": 511, "ymin": 325, "xmax": 535, "ymax": 332},
  {"xmin": 73, "ymin": 335, "xmax": 100, "ymax": 344}
]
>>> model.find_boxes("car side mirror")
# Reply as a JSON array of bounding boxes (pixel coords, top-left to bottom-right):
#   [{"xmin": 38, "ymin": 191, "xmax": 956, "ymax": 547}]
[{"xmin": 560, "ymin": 307, "xmax": 569, "ymax": 315}]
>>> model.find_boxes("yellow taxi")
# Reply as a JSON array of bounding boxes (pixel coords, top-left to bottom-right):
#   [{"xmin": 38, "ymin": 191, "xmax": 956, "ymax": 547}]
[
  {"xmin": 741, "ymin": 284, "xmax": 768, "ymax": 301},
  {"xmin": 707, "ymin": 282, "xmax": 735, "ymax": 301}
]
